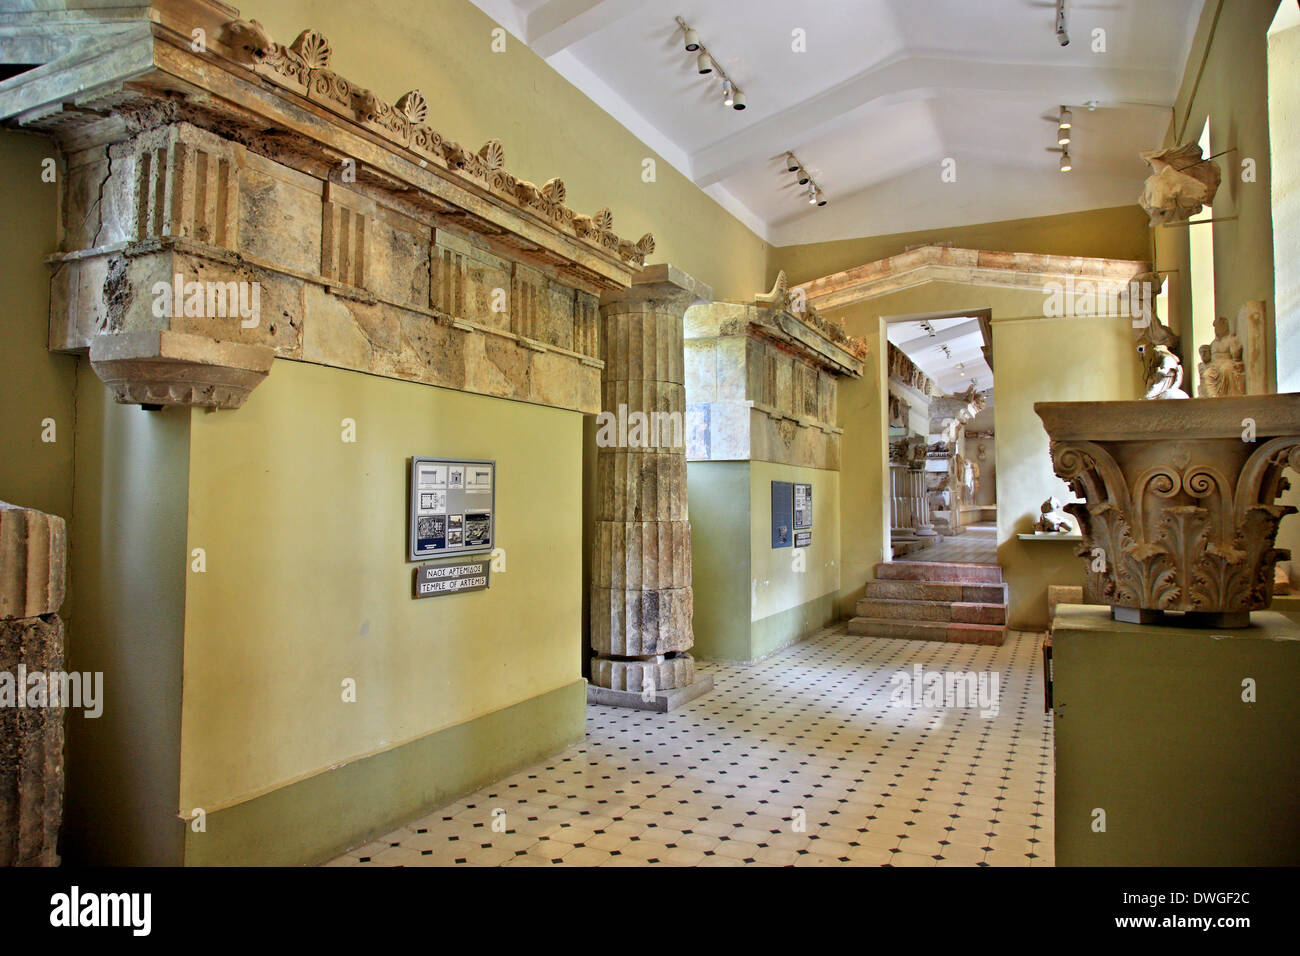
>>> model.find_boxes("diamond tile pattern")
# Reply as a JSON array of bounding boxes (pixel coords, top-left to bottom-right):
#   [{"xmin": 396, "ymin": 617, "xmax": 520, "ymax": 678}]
[{"xmin": 327, "ymin": 624, "xmax": 1054, "ymax": 867}]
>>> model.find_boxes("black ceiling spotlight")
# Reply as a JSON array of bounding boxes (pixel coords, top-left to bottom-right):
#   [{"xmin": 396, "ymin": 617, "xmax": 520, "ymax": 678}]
[
  {"xmin": 1056, "ymin": 0, "xmax": 1069, "ymax": 46},
  {"xmin": 784, "ymin": 150, "xmax": 827, "ymax": 209},
  {"xmin": 675, "ymin": 17, "xmax": 746, "ymax": 112}
]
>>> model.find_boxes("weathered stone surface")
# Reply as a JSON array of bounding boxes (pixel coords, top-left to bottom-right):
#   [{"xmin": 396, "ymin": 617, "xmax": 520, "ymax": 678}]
[
  {"xmin": 0, "ymin": 504, "xmax": 66, "ymax": 620},
  {"xmin": 89, "ymin": 329, "xmax": 274, "ymax": 409},
  {"xmin": 0, "ymin": 614, "xmax": 65, "ymax": 867},
  {"xmin": 590, "ymin": 654, "xmax": 695, "ymax": 693},
  {"xmin": 683, "ymin": 298, "xmax": 855, "ymax": 468},
  {"xmin": 1037, "ymin": 395, "xmax": 1300, "ymax": 624},
  {"xmin": 590, "ymin": 266, "xmax": 708, "ymax": 693},
  {"xmin": 589, "ymin": 586, "xmax": 695, "ymax": 657}
]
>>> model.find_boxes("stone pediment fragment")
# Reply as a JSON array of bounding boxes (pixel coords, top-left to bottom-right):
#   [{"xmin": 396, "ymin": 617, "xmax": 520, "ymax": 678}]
[
  {"xmin": 89, "ymin": 330, "xmax": 275, "ymax": 410},
  {"xmin": 1139, "ymin": 142, "xmax": 1222, "ymax": 226}
]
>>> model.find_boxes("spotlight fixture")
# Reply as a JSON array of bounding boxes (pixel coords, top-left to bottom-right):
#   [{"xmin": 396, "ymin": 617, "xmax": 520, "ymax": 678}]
[
  {"xmin": 1055, "ymin": 0, "xmax": 1069, "ymax": 46},
  {"xmin": 1060, "ymin": 149, "xmax": 1073, "ymax": 172},
  {"xmin": 920, "ymin": 320, "xmax": 935, "ymax": 336},
  {"xmin": 1059, "ymin": 106, "xmax": 1072, "ymax": 129},
  {"xmin": 782, "ymin": 150, "xmax": 827, "ymax": 209},
  {"xmin": 676, "ymin": 17, "xmax": 747, "ymax": 113}
]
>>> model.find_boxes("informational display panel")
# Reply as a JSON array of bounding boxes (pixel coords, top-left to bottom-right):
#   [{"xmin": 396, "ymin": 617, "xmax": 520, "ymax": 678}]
[
  {"xmin": 771, "ymin": 480, "xmax": 793, "ymax": 549},
  {"xmin": 408, "ymin": 458, "xmax": 496, "ymax": 561},
  {"xmin": 794, "ymin": 483, "xmax": 813, "ymax": 530},
  {"xmin": 794, "ymin": 530, "xmax": 812, "ymax": 548}
]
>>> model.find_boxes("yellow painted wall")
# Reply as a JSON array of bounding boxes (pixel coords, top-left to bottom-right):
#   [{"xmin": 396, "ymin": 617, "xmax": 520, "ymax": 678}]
[
  {"xmin": 64, "ymin": 369, "xmax": 191, "ymax": 865},
  {"xmin": 179, "ymin": 359, "xmax": 582, "ymax": 812},
  {"xmin": 992, "ymin": 315, "xmax": 1143, "ymax": 628},
  {"xmin": 256, "ymin": 0, "xmax": 768, "ymax": 301},
  {"xmin": 0, "ymin": 131, "xmax": 74, "ymax": 518}
]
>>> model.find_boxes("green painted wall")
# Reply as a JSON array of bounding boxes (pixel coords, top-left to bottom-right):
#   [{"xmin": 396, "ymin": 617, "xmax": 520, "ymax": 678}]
[
  {"xmin": 63, "ymin": 370, "xmax": 191, "ymax": 866},
  {"xmin": 773, "ymin": 205, "xmax": 1151, "ymax": 287},
  {"xmin": 0, "ymin": 130, "xmax": 74, "ymax": 518},
  {"xmin": 686, "ymin": 462, "xmax": 750, "ymax": 662},
  {"xmin": 748, "ymin": 461, "xmax": 841, "ymax": 661},
  {"xmin": 179, "ymin": 360, "xmax": 584, "ymax": 819},
  {"xmin": 1052, "ymin": 605, "xmax": 1300, "ymax": 866},
  {"xmin": 257, "ymin": 0, "xmax": 768, "ymax": 301}
]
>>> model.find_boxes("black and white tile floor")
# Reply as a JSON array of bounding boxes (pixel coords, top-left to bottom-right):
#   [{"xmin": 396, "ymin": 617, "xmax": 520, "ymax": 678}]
[{"xmin": 328, "ymin": 624, "xmax": 1054, "ymax": 867}]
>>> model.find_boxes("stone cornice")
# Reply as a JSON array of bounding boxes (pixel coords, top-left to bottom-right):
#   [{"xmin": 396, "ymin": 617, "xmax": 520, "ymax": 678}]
[
  {"xmin": 0, "ymin": 0, "xmax": 650, "ymax": 293},
  {"xmin": 685, "ymin": 300, "xmax": 865, "ymax": 379},
  {"xmin": 796, "ymin": 244, "xmax": 1152, "ymax": 313}
]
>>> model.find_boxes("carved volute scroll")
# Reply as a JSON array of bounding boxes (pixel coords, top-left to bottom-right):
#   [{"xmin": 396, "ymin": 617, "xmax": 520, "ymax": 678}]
[{"xmin": 1037, "ymin": 396, "xmax": 1300, "ymax": 626}]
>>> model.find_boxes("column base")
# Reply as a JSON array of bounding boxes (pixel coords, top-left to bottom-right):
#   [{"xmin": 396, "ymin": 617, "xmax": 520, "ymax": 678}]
[{"xmin": 587, "ymin": 673, "xmax": 714, "ymax": 712}]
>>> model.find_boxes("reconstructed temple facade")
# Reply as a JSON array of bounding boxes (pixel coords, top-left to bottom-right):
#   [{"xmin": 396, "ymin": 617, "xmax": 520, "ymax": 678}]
[{"xmin": 25, "ymin": 5, "xmax": 655, "ymax": 414}]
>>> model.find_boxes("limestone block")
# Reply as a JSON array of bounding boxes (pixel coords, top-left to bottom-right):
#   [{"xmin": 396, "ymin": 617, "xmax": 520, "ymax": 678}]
[
  {"xmin": 686, "ymin": 403, "xmax": 711, "ymax": 461},
  {"xmin": 683, "ymin": 338, "xmax": 717, "ymax": 403},
  {"xmin": 529, "ymin": 348, "xmax": 579, "ymax": 411},
  {"xmin": 593, "ymin": 520, "xmax": 692, "ymax": 590},
  {"xmin": 595, "ymin": 450, "xmax": 688, "ymax": 521},
  {"xmin": 590, "ymin": 586, "xmax": 694, "ymax": 656},
  {"xmin": 600, "ymin": 381, "xmax": 687, "ymax": 423},
  {"xmin": 302, "ymin": 283, "xmax": 373, "ymax": 371},
  {"xmin": 0, "ymin": 614, "xmax": 65, "ymax": 867},
  {"xmin": 715, "ymin": 335, "xmax": 748, "ymax": 400},
  {"xmin": 589, "ymin": 653, "xmax": 695, "ymax": 692},
  {"xmin": 238, "ymin": 159, "xmax": 323, "ymax": 278},
  {"xmin": 89, "ymin": 329, "xmax": 274, "ymax": 409},
  {"xmin": 600, "ymin": 312, "xmax": 686, "ymax": 385},
  {"xmin": 0, "ymin": 504, "xmax": 66, "ymax": 620}
]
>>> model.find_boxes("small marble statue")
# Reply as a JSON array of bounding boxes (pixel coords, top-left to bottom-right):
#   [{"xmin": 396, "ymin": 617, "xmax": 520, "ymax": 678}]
[
  {"xmin": 1034, "ymin": 497, "xmax": 1074, "ymax": 534},
  {"xmin": 1144, "ymin": 345, "xmax": 1189, "ymax": 400},
  {"xmin": 1197, "ymin": 314, "xmax": 1247, "ymax": 397}
]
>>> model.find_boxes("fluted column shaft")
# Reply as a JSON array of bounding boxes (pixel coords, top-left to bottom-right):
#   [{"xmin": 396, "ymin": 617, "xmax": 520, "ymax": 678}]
[{"xmin": 591, "ymin": 265, "xmax": 710, "ymax": 694}]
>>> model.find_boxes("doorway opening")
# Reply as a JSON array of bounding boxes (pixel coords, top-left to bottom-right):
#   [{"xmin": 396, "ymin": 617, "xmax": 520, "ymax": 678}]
[{"xmin": 885, "ymin": 311, "xmax": 996, "ymax": 565}]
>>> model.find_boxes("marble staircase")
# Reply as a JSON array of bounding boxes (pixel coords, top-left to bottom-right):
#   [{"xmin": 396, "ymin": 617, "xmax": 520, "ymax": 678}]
[{"xmin": 848, "ymin": 560, "xmax": 1007, "ymax": 645}]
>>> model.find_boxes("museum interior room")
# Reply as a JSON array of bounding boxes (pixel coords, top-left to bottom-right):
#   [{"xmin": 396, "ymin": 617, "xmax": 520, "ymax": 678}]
[{"xmin": 1, "ymin": 0, "xmax": 1298, "ymax": 873}]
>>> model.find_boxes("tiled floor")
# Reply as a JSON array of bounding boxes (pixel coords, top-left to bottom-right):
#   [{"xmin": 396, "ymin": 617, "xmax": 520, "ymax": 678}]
[
  {"xmin": 329, "ymin": 624, "xmax": 1053, "ymax": 867},
  {"xmin": 908, "ymin": 523, "xmax": 998, "ymax": 565}
]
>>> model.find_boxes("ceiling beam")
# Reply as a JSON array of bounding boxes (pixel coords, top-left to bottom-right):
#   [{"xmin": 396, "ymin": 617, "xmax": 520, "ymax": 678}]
[
  {"xmin": 689, "ymin": 54, "xmax": 1176, "ymax": 188},
  {"xmin": 526, "ymin": 0, "xmax": 644, "ymax": 59},
  {"xmin": 895, "ymin": 318, "xmax": 983, "ymax": 352}
]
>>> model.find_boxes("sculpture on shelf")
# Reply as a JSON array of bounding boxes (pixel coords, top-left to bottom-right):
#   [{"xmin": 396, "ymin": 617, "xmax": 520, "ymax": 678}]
[
  {"xmin": 1034, "ymin": 496, "xmax": 1075, "ymax": 534},
  {"xmin": 1036, "ymin": 395, "xmax": 1300, "ymax": 627},
  {"xmin": 1138, "ymin": 141, "xmax": 1222, "ymax": 226},
  {"xmin": 1144, "ymin": 345, "xmax": 1189, "ymax": 400},
  {"xmin": 1197, "ymin": 314, "xmax": 1247, "ymax": 398}
]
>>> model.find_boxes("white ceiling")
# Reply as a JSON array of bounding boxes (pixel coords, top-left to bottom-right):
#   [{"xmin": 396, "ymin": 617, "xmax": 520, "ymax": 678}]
[
  {"xmin": 888, "ymin": 317, "xmax": 992, "ymax": 396},
  {"xmin": 469, "ymin": 0, "xmax": 1205, "ymax": 245}
]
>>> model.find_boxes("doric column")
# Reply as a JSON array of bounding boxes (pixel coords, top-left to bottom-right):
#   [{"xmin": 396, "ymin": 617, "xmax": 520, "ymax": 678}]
[
  {"xmin": 591, "ymin": 264, "xmax": 710, "ymax": 706},
  {"xmin": 0, "ymin": 502, "xmax": 67, "ymax": 866}
]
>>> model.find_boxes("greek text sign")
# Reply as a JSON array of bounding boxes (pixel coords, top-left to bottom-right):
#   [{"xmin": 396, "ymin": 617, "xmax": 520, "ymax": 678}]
[{"xmin": 414, "ymin": 560, "xmax": 491, "ymax": 599}]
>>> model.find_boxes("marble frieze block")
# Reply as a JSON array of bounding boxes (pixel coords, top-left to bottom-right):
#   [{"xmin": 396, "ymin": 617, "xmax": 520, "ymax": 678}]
[{"xmin": 2, "ymin": 1, "xmax": 652, "ymax": 414}]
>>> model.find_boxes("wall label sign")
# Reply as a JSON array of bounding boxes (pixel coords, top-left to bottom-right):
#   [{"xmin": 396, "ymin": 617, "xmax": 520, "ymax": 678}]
[
  {"xmin": 771, "ymin": 480, "xmax": 793, "ymax": 549},
  {"xmin": 794, "ymin": 483, "xmax": 813, "ymax": 530},
  {"xmin": 794, "ymin": 530, "xmax": 812, "ymax": 548},
  {"xmin": 409, "ymin": 457, "xmax": 496, "ymax": 562},
  {"xmin": 414, "ymin": 560, "xmax": 490, "ymax": 599}
]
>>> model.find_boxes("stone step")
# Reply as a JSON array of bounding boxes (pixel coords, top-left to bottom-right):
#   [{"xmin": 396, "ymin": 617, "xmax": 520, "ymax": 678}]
[
  {"xmin": 876, "ymin": 560, "xmax": 1003, "ymax": 584},
  {"xmin": 855, "ymin": 596, "xmax": 1007, "ymax": 625},
  {"xmin": 847, "ymin": 616, "xmax": 1006, "ymax": 646},
  {"xmin": 864, "ymin": 578, "xmax": 1008, "ymax": 605}
]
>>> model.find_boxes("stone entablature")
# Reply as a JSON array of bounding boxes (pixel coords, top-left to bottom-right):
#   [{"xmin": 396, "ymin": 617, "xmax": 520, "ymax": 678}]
[
  {"xmin": 796, "ymin": 244, "xmax": 1150, "ymax": 314},
  {"xmin": 684, "ymin": 296, "xmax": 865, "ymax": 470},
  {"xmin": 0, "ymin": 1, "xmax": 654, "ymax": 414}
]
